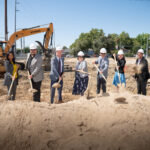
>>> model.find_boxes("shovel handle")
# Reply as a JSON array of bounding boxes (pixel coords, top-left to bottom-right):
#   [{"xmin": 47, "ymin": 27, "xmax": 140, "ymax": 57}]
[
  {"xmin": 8, "ymin": 72, "xmax": 16, "ymax": 96},
  {"xmin": 94, "ymin": 64, "xmax": 107, "ymax": 82},
  {"xmin": 28, "ymin": 71, "xmax": 33, "ymax": 89},
  {"xmin": 76, "ymin": 70, "xmax": 90, "ymax": 75},
  {"xmin": 113, "ymin": 55, "xmax": 122, "ymax": 86}
]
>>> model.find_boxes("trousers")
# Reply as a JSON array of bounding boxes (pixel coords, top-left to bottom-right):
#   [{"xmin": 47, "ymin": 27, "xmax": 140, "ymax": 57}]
[
  {"xmin": 137, "ymin": 78, "xmax": 147, "ymax": 95},
  {"xmin": 50, "ymin": 80, "xmax": 63, "ymax": 103},
  {"xmin": 32, "ymin": 80, "xmax": 42, "ymax": 102},
  {"xmin": 97, "ymin": 76, "xmax": 106, "ymax": 94}
]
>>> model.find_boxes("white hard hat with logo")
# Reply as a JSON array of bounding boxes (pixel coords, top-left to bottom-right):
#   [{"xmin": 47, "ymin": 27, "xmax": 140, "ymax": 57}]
[
  {"xmin": 100, "ymin": 48, "xmax": 107, "ymax": 53},
  {"xmin": 56, "ymin": 46, "xmax": 63, "ymax": 51},
  {"xmin": 30, "ymin": 43, "xmax": 37, "ymax": 50},
  {"xmin": 138, "ymin": 49, "xmax": 144, "ymax": 54},
  {"xmin": 78, "ymin": 51, "xmax": 84, "ymax": 56},
  {"xmin": 118, "ymin": 49, "xmax": 124, "ymax": 55}
]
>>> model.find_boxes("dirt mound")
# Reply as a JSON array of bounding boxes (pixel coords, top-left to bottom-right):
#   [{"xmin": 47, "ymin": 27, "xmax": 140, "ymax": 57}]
[{"xmin": 0, "ymin": 92, "xmax": 150, "ymax": 150}]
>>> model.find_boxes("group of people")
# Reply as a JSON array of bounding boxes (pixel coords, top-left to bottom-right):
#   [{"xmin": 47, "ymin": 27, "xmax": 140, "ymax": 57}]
[
  {"xmin": 3, "ymin": 43, "xmax": 150, "ymax": 103},
  {"xmin": 4, "ymin": 44, "xmax": 65, "ymax": 103}
]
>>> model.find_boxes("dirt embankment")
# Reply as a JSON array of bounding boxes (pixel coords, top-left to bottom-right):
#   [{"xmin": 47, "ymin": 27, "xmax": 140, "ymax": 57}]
[{"xmin": 0, "ymin": 92, "xmax": 150, "ymax": 150}]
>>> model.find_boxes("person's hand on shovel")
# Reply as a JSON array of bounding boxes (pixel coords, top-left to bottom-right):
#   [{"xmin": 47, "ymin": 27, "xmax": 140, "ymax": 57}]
[
  {"xmin": 99, "ymin": 69, "xmax": 103, "ymax": 74},
  {"xmin": 52, "ymin": 76, "xmax": 63, "ymax": 88},
  {"xmin": 28, "ymin": 74, "xmax": 33, "ymax": 79},
  {"xmin": 72, "ymin": 68, "xmax": 76, "ymax": 71},
  {"xmin": 59, "ymin": 76, "xmax": 62, "ymax": 81},
  {"xmin": 113, "ymin": 53, "xmax": 116, "ymax": 58},
  {"xmin": 12, "ymin": 75, "xmax": 15, "ymax": 80}
]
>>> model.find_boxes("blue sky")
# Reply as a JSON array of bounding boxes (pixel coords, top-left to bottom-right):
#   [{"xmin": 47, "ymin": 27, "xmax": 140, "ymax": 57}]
[{"xmin": 0, "ymin": 0, "xmax": 150, "ymax": 48}]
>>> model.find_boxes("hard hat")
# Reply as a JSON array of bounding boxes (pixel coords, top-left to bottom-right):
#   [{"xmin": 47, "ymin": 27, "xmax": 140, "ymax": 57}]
[
  {"xmin": 118, "ymin": 49, "xmax": 124, "ymax": 55},
  {"xmin": 30, "ymin": 43, "xmax": 37, "ymax": 50},
  {"xmin": 138, "ymin": 49, "xmax": 144, "ymax": 54},
  {"xmin": 100, "ymin": 48, "xmax": 107, "ymax": 53},
  {"xmin": 78, "ymin": 51, "xmax": 84, "ymax": 57},
  {"xmin": 56, "ymin": 46, "xmax": 63, "ymax": 51}
]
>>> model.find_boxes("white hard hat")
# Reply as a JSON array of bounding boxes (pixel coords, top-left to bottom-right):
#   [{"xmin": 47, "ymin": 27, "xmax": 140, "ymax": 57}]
[
  {"xmin": 30, "ymin": 43, "xmax": 37, "ymax": 50},
  {"xmin": 56, "ymin": 46, "xmax": 63, "ymax": 51},
  {"xmin": 118, "ymin": 49, "xmax": 124, "ymax": 55},
  {"xmin": 100, "ymin": 48, "xmax": 107, "ymax": 53},
  {"xmin": 138, "ymin": 49, "xmax": 144, "ymax": 54},
  {"xmin": 78, "ymin": 51, "xmax": 84, "ymax": 56}
]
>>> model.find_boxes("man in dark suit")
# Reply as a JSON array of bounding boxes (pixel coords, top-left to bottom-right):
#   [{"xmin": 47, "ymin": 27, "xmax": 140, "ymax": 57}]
[
  {"xmin": 135, "ymin": 49, "xmax": 149, "ymax": 95},
  {"xmin": 26, "ymin": 43, "xmax": 44, "ymax": 102},
  {"xmin": 50, "ymin": 46, "xmax": 64, "ymax": 104}
]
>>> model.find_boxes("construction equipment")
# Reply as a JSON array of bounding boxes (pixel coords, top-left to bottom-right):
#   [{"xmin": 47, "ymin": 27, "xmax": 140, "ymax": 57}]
[{"xmin": 0, "ymin": 23, "xmax": 54, "ymax": 76}]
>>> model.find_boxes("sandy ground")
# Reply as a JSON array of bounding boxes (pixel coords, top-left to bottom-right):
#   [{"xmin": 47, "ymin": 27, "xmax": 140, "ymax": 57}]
[{"xmin": 0, "ymin": 57, "xmax": 150, "ymax": 150}]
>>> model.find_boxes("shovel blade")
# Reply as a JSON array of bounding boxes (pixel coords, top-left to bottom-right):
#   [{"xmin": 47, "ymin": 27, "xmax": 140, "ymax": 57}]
[
  {"xmin": 52, "ymin": 83, "xmax": 61, "ymax": 88},
  {"xmin": 28, "ymin": 88, "xmax": 37, "ymax": 93}
]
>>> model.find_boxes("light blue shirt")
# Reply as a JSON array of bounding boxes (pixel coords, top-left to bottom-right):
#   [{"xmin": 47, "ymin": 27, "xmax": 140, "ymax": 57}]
[{"xmin": 95, "ymin": 56, "xmax": 109, "ymax": 78}]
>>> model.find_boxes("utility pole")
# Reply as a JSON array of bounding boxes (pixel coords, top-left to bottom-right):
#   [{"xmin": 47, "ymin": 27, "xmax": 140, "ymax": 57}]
[
  {"xmin": 20, "ymin": 38, "xmax": 22, "ymax": 54},
  {"xmin": 23, "ymin": 37, "xmax": 25, "ymax": 49},
  {"xmin": 14, "ymin": 0, "xmax": 19, "ymax": 55},
  {"xmin": 5, "ymin": 0, "xmax": 8, "ymax": 41}
]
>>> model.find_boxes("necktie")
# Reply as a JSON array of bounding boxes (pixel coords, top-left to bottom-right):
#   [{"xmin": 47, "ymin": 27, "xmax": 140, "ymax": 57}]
[{"xmin": 58, "ymin": 58, "xmax": 61, "ymax": 75}]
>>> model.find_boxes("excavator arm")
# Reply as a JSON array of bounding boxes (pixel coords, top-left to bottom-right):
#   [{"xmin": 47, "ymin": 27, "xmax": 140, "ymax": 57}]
[
  {"xmin": 4, "ymin": 23, "xmax": 53, "ymax": 54},
  {"xmin": 43, "ymin": 23, "xmax": 53, "ymax": 50},
  {"xmin": 0, "ymin": 23, "xmax": 53, "ymax": 76}
]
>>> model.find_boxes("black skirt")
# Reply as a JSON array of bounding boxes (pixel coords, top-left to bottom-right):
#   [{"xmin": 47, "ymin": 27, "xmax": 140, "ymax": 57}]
[{"xmin": 72, "ymin": 73, "xmax": 89, "ymax": 95}]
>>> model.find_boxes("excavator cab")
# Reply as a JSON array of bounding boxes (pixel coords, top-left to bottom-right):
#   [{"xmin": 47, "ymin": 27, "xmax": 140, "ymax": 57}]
[
  {"xmin": 0, "ymin": 41, "xmax": 7, "ymax": 57},
  {"xmin": 0, "ymin": 41, "xmax": 8, "ymax": 76}
]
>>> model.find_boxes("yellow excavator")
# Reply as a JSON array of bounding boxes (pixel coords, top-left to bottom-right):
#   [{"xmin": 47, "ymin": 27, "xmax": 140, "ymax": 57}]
[{"xmin": 0, "ymin": 23, "xmax": 53, "ymax": 76}]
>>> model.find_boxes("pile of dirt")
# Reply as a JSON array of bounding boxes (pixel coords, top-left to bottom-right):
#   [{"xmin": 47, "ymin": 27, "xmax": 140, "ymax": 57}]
[{"xmin": 0, "ymin": 91, "xmax": 150, "ymax": 150}]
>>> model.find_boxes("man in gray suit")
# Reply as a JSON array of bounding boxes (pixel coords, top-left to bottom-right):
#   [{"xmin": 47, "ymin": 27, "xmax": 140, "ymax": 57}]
[
  {"xmin": 50, "ymin": 46, "xmax": 64, "ymax": 104},
  {"xmin": 26, "ymin": 43, "xmax": 43, "ymax": 102}
]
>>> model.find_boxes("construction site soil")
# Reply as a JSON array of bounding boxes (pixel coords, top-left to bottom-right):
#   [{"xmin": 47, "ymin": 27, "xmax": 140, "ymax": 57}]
[{"xmin": 0, "ymin": 57, "xmax": 150, "ymax": 150}]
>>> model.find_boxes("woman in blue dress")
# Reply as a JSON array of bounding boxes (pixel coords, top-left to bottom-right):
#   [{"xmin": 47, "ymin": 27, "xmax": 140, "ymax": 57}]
[
  {"xmin": 112, "ymin": 49, "xmax": 126, "ymax": 89},
  {"xmin": 72, "ymin": 51, "xmax": 89, "ymax": 96}
]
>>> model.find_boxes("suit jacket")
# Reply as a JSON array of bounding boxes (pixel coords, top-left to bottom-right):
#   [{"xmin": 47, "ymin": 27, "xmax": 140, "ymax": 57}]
[
  {"xmin": 135, "ymin": 57, "xmax": 149, "ymax": 81},
  {"xmin": 50, "ymin": 56, "xmax": 64, "ymax": 81},
  {"xmin": 3, "ymin": 60, "xmax": 18, "ymax": 86},
  {"xmin": 26, "ymin": 53, "xmax": 44, "ymax": 82}
]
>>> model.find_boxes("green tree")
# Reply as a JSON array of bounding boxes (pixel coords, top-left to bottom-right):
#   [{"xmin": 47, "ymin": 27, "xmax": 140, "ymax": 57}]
[
  {"xmin": 118, "ymin": 31, "xmax": 133, "ymax": 50},
  {"xmin": 63, "ymin": 46, "xmax": 68, "ymax": 50},
  {"xmin": 70, "ymin": 28, "xmax": 150, "ymax": 56},
  {"xmin": 70, "ymin": 28, "xmax": 105, "ymax": 55},
  {"xmin": 106, "ymin": 34, "xmax": 119, "ymax": 53},
  {"xmin": 23, "ymin": 47, "xmax": 30, "ymax": 53}
]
